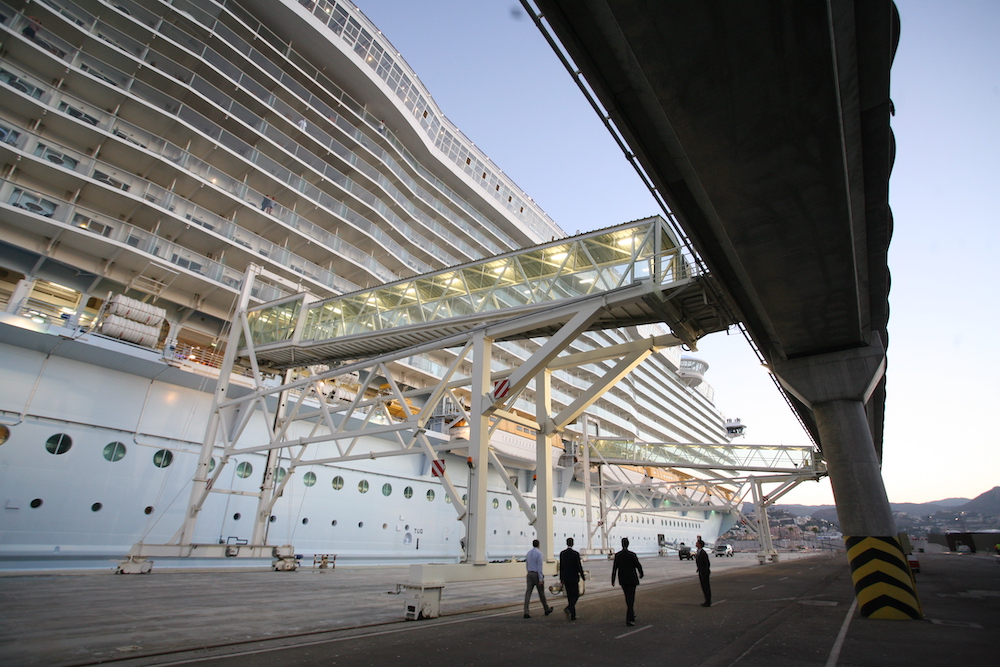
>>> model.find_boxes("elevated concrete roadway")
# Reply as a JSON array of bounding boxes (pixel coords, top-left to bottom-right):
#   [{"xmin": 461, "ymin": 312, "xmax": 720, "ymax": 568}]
[{"xmin": 527, "ymin": 0, "xmax": 907, "ymax": 618}]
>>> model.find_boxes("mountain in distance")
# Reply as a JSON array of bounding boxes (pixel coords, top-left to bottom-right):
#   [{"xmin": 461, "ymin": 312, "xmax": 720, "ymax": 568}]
[{"xmin": 773, "ymin": 486, "xmax": 1000, "ymax": 523}]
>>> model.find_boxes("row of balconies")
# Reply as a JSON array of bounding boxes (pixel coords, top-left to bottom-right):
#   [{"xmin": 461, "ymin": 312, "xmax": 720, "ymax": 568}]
[{"xmin": 3, "ymin": 2, "xmax": 511, "ymax": 282}]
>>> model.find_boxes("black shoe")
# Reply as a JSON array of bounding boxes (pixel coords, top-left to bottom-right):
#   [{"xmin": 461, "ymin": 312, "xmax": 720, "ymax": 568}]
[
  {"xmin": 545, "ymin": 606, "xmax": 554, "ymax": 616},
  {"xmin": 701, "ymin": 602, "xmax": 712, "ymax": 607},
  {"xmin": 524, "ymin": 614, "xmax": 531, "ymax": 618},
  {"xmin": 571, "ymin": 614, "xmax": 577, "ymax": 621}
]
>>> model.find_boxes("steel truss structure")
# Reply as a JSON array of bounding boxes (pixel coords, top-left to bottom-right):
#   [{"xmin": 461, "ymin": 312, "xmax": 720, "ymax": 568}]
[{"xmin": 118, "ymin": 219, "xmax": 815, "ymax": 577}]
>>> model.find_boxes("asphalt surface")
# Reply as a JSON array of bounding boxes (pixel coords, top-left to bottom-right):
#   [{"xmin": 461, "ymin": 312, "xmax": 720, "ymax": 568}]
[{"xmin": 0, "ymin": 550, "xmax": 996, "ymax": 666}]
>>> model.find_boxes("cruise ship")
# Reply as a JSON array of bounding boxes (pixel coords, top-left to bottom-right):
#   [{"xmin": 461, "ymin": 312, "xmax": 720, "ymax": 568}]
[{"xmin": 0, "ymin": 0, "xmax": 739, "ymax": 571}]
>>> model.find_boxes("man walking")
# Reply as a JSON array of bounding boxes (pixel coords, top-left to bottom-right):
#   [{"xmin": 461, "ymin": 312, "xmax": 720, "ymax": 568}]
[
  {"xmin": 524, "ymin": 539, "xmax": 554, "ymax": 618},
  {"xmin": 696, "ymin": 539, "xmax": 712, "ymax": 607},
  {"xmin": 611, "ymin": 537, "xmax": 643, "ymax": 626},
  {"xmin": 559, "ymin": 537, "xmax": 585, "ymax": 620}
]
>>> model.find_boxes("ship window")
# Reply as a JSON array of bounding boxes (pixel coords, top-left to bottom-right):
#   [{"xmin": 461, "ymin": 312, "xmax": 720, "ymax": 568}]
[
  {"xmin": 462, "ymin": 494, "xmax": 467, "ymax": 503},
  {"xmin": 236, "ymin": 461, "xmax": 253, "ymax": 478},
  {"xmin": 445, "ymin": 494, "xmax": 451, "ymax": 504},
  {"xmin": 302, "ymin": 518, "xmax": 309, "ymax": 525},
  {"xmin": 269, "ymin": 515, "xmax": 276, "ymax": 522},
  {"xmin": 531, "ymin": 503, "xmax": 536, "ymax": 512},
  {"xmin": 332, "ymin": 520, "xmax": 338, "ymax": 526},
  {"xmin": 332, "ymin": 475, "xmax": 344, "ymax": 490},
  {"xmin": 0, "ymin": 424, "xmax": 9, "ymax": 445},
  {"xmin": 562, "ymin": 507, "xmax": 567, "ymax": 516},
  {"xmin": 30, "ymin": 498, "xmax": 42, "ymax": 508},
  {"xmin": 103, "ymin": 442, "xmax": 126, "ymax": 461},
  {"xmin": 403, "ymin": 486, "xmax": 413, "ymax": 499},
  {"xmin": 144, "ymin": 506, "xmax": 153, "ymax": 515},
  {"xmin": 358, "ymin": 521, "xmax": 364, "ymax": 528},
  {"xmin": 303, "ymin": 472, "xmax": 317, "ymax": 487},
  {"xmin": 275, "ymin": 467, "xmax": 287, "ymax": 483},
  {"xmin": 381, "ymin": 483, "xmax": 392, "ymax": 496},
  {"xmin": 233, "ymin": 513, "xmax": 241, "ymax": 520},
  {"xmin": 552, "ymin": 505, "xmax": 557, "ymax": 515},
  {"xmin": 153, "ymin": 449, "xmax": 173, "ymax": 468},
  {"xmin": 91, "ymin": 503, "xmax": 102, "ymax": 512},
  {"xmin": 358, "ymin": 479, "xmax": 369, "ymax": 493},
  {"xmin": 506, "ymin": 500, "xmax": 513, "ymax": 511},
  {"xmin": 208, "ymin": 458, "xmax": 216, "ymax": 473},
  {"xmin": 45, "ymin": 433, "xmax": 72, "ymax": 455},
  {"xmin": 492, "ymin": 498, "xmax": 499, "ymax": 509},
  {"xmin": 571, "ymin": 508, "xmax": 576, "ymax": 517},
  {"xmin": 426, "ymin": 490, "xmax": 435, "ymax": 502},
  {"xmin": 382, "ymin": 523, "xmax": 388, "ymax": 529}
]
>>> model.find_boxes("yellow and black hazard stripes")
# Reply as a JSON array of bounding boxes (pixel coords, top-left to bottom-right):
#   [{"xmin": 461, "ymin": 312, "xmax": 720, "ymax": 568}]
[{"xmin": 846, "ymin": 536, "xmax": 922, "ymax": 619}]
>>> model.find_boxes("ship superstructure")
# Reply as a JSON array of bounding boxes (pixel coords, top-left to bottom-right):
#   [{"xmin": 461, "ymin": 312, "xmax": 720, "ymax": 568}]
[{"xmin": 0, "ymin": 0, "xmax": 742, "ymax": 570}]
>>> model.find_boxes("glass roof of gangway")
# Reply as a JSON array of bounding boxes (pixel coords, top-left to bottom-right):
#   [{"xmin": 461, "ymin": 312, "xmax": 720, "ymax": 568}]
[
  {"xmin": 242, "ymin": 216, "xmax": 735, "ymax": 367},
  {"xmin": 589, "ymin": 439, "xmax": 822, "ymax": 474}
]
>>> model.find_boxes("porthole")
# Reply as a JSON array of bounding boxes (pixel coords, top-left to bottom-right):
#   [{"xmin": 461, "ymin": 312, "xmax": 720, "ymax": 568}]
[
  {"xmin": 382, "ymin": 483, "xmax": 392, "ymax": 497},
  {"xmin": 382, "ymin": 523, "xmax": 388, "ymax": 529},
  {"xmin": 492, "ymin": 498, "xmax": 499, "ymax": 509},
  {"xmin": 445, "ymin": 494, "xmax": 452, "ymax": 504},
  {"xmin": 404, "ymin": 486, "xmax": 413, "ymax": 499},
  {"xmin": 358, "ymin": 521, "xmax": 364, "ymax": 528},
  {"xmin": 269, "ymin": 515, "xmax": 276, "ymax": 523},
  {"xmin": 571, "ymin": 508, "xmax": 576, "ymax": 517},
  {"xmin": 0, "ymin": 424, "xmax": 9, "ymax": 445},
  {"xmin": 303, "ymin": 472, "xmax": 317, "ymax": 487},
  {"xmin": 208, "ymin": 458, "xmax": 216, "ymax": 473},
  {"xmin": 233, "ymin": 513, "xmax": 241, "ymax": 521},
  {"xmin": 275, "ymin": 467, "xmax": 287, "ymax": 483},
  {"xmin": 144, "ymin": 506, "xmax": 153, "ymax": 515},
  {"xmin": 462, "ymin": 494, "xmax": 467, "ymax": 503},
  {"xmin": 552, "ymin": 505, "xmax": 557, "ymax": 515},
  {"xmin": 45, "ymin": 433, "xmax": 72, "ymax": 455},
  {"xmin": 506, "ymin": 500, "xmax": 512, "ymax": 510},
  {"xmin": 562, "ymin": 507, "xmax": 567, "ymax": 516},
  {"xmin": 30, "ymin": 498, "xmax": 43, "ymax": 508},
  {"xmin": 103, "ymin": 442, "xmax": 126, "ymax": 462},
  {"xmin": 426, "ymin": 489, "xmax": 435, "ymax": 502},
  {"xmin": 91, "ymin": 502, "xmax": 102, "ymax": 512},
  {"xmin": 302, "ymin": 518, "xmax": 309, "ymax": 525},
  {"xmin": 358, "ymin": 479, "xmax": 369, "ymax": 493},
  {"xmin": 332, "ymin": 476, "xmax": 344, "ymax": 490},
  {"xmin": 531, "ymin": 503, "xmax": 536, "ymax": 512},
  {"xmin": 332, "ymin": 519, "xmax": 338, "ymax": 526},
  {"xmin": 153, "ymin": 449, "xmax": 173, "ymax": 468},
  {"xmin": 236, "ymin": 461, "xmax": 253, "ymax": 478}
]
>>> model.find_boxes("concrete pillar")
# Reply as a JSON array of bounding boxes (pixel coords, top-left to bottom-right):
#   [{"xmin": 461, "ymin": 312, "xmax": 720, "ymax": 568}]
[{"xmin": 773, "ymin": 334, "xmax": 920, "ymax": 619}]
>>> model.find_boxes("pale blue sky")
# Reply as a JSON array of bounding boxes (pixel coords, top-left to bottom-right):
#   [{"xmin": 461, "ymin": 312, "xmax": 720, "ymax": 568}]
[{"xmin": 356, "ymin": 1, "xmax": 999, "ymax": 505}]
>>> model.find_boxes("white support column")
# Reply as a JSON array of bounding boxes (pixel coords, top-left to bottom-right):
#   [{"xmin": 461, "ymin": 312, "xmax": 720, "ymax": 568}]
[
  {"xmin": 4, "ymin": 276, "xmax": 35, "ymax": 313},
  {"xmin": 535, "ymin": 369, "xmax": 554, "ymax": 561},
  {"xmin": 582, "ymin": 415, "xmax": 594, "ymax": 553},
  {"xmin": 465, "ymin": 330, "xmax": 492, "ymax": 564},
  {"xmin": 251, "ymin": 369, "xmax": 293, "ymax": 547},
  {"xmin": 177, "ymin": 266, "xmax": 261, "ymax": 547}
]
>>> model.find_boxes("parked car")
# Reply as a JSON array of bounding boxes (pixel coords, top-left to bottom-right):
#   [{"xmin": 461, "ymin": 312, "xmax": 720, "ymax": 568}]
[
  {"xmin": 678, "ymin": 543, "xmax": 693, "ymax": 560},
  {"xmin": 714, "ymin": 544, "xmax": 734, "ymax": 557}
]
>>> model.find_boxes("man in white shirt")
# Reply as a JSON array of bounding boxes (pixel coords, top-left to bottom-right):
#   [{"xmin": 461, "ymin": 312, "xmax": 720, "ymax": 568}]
[{"xmin": 524, "ymin": 539, "xmax": 554, "ymax": 618}]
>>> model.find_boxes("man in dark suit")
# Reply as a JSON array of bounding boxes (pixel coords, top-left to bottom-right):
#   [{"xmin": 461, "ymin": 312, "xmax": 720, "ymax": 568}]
[
  {"xmin": 611, "ymin": 537, "xmax": 644, "ymax": 626},
  {"xmin": 695, "ymin": 539, "xmax": 712, "ymax": 606},
  {"xmin": 559, "ymin": 537, "xmax": 585, "ymax": 620}
]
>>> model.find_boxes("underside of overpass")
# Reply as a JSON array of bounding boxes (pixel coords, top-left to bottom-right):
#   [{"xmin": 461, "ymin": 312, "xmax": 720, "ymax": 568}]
[{"xmin": 527, "ymin": 0, "xmax": 917, "ymax": 619}]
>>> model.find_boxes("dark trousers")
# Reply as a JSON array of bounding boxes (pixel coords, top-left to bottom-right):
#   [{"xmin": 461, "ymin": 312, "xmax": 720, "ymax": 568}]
[
  {"xmin": 562, "ymin": 579, "xmax": 580, "ymax": 618},
  {"xmin": 622, "ymin": 584, "xmax": 637, "ymax": 622},
  {"xmin": 699, "ymin": 571, "xmax": 712, "ymax": 603}
]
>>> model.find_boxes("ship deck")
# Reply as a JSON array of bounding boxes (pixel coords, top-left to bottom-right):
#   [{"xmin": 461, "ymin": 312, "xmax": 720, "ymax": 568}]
[{"xmin": 1, "ymin": 551, "xmax": 995, "ymax": 666}]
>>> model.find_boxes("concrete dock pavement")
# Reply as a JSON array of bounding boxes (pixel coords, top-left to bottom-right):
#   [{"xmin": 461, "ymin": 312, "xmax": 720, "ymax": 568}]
[{"xmin": 0, "ymin": 550, "xmax": 995, "ymax": 666}]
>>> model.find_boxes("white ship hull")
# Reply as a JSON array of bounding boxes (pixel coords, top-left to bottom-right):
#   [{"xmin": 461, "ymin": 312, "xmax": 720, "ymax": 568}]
[{"xmin": 0, "ymin": 320, "xmax": 735, "ymax": 570}]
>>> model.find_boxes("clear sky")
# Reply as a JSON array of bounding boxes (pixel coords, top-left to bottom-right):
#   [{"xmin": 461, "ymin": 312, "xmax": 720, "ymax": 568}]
[{"xmin": 354, "ymin": 1, "xmax": 1000, "ymax": 506}]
